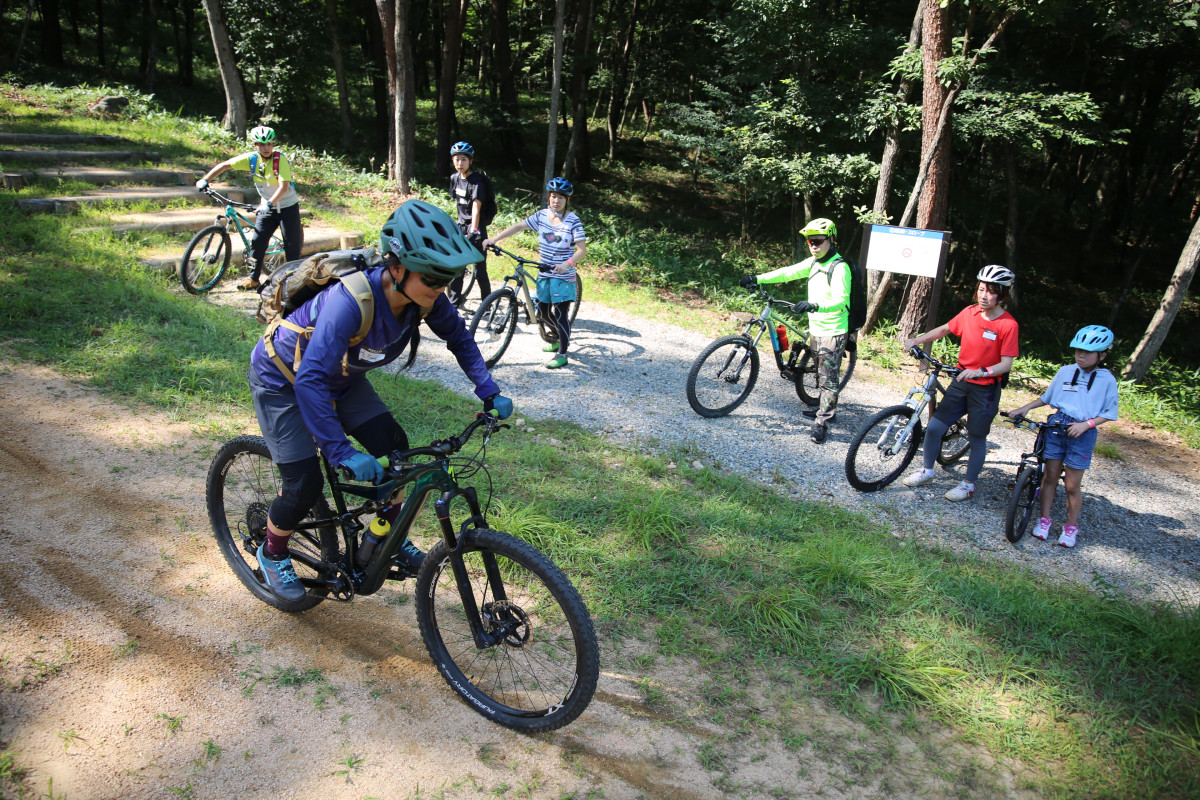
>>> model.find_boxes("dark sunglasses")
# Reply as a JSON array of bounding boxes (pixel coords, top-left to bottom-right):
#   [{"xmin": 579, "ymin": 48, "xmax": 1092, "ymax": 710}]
[
  {"xmin": 418, "ymin": 273, "xmax": 452, "ymax": 290},
  {"xmin": 807, "ymin": 236, "xmax": 828, "ymax": 246}
]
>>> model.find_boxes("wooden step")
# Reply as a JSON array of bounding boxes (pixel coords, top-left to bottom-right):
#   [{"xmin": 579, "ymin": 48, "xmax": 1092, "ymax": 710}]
[
  {"xmin": 1, "ymin": 149, "xmax": 161, "ymax": 163},
  {"xmin": 15, "ymin": 184, "xmax": 247, "ymax": 213},
  {"xmin": 142, "ymin": 227, "xmax": 364, "ymax": 273},
  {"xmin": 0, "ymin": 132, "xmax": 130, "ymax": 145},
  {"xmin": 4, "ymin": 166, "xmax": 197, "ymax": 190},
  {"xmin": 96, "ymin": 207, "xmax": 314, "ymax": 236}
]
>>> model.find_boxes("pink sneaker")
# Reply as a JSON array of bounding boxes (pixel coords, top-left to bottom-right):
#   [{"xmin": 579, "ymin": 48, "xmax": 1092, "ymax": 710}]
[
  {"xmin": 1033, "ymin": 517, "xmax": 1051, "ymax": 540},
  {"xmin": 1058, "ymin": 525, "xmax": 1078, "ymax": 549}
]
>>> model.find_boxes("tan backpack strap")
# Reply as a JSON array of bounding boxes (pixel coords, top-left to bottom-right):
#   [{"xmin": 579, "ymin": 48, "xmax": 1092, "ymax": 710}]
[
  {"xmin": 262, "ymin": 271, "xmax": 375, "ymax": 383},
  {"xmin": 262, "ymin": 318, "xmax": 312, "ymax": 384},
  {"xmin": 340, "ymin": 271, "xmax": 375, "ymax": 345}
]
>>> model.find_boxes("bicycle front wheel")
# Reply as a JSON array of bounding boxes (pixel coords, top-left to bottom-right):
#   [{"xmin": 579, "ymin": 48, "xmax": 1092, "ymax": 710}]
[
  {"xmin": 845, "ymin": 405, "xmax": 922, "ymax": 492},
  {"xmin": 206, "ymin": 436, "xmax": 341, "ymax": 612},
  {"xmin": 1005, "ymin": 465, "xmax": 1040, "ymax": 543},
  {"xmin": 415, "ymin": 528, "xmax": 600, "ymax": 732},
  {"xmin": 937, "ymin": 416, "xmax": 970, "ymax": 465},
  {"xmin": 686, "ymin": 334, "xmax": 760, "ymax": 417},
  {"xmin": 795, "ymin": 341, "xmax": 858, "ymax": 407},
  {"xmin": 469, "ymin": 289, "xmax": 519, "ymax": 368},
  {"xmin": 180, "ymin": 225, "xmax": 231, "ymax": 294},
  {"xmin": 568, "ymin": 274, "xmax": 583, "ymax": 323}
]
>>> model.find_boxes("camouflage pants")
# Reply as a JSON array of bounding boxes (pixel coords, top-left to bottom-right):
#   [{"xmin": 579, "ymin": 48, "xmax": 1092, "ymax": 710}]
[{"xmin": 812, "ymin": 333, "xmax": 848, "ymax": 425}]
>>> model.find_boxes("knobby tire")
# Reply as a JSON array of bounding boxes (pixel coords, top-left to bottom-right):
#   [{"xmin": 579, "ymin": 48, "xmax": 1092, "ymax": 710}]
[
  {"xmin": 795, "ymin": 342, "xmax": 858, "ymax": 407},
  {"xmin": 845, "ymin": 405, "xmax": 922, "ymax": 492},
  {"xmin": 686, "ymin": 335, "xmax": 760, "ymax": 418},
  {"xmin": 469, "ymin": 289, "xmax": 519, "ymax": 368},
  {"xmin": 1005, "ymin": 465, "xmax": 1040, "ymax": 543},
  {"xmin": 415, "ymin": 528, "xmax": 599, "ymax": 732},
  {"xmin": 180, "ymin": 225, "xmax": 231, "ymax": 294}
]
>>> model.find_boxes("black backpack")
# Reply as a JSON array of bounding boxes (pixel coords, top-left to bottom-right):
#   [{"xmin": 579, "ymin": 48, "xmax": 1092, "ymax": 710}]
[
  {"xmin": 477, "ymin": 170, "xmax": 498, "ymax": 228},
  {"xmin": 843, "ymin": 256, "xmax": 867, "ymax": 333}
]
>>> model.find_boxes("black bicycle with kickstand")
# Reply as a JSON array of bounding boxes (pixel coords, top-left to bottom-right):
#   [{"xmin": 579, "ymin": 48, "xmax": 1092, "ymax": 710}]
[
  {"xmin": 206, "ymin": 412, "xmax": 599, "ymax": 732},
  {"xmin": 999, "ymin": 411, "xmax": 1069, "ymax": 543}
]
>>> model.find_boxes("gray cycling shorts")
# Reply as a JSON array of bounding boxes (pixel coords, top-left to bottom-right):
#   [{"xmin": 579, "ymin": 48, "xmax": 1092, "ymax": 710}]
[{"xmin": 249, "ymin": 369, "xmax": 389, "ymax": 465}]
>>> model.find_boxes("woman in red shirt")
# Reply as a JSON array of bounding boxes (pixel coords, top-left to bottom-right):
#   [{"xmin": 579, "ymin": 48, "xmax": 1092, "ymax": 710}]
[{"xmin": 900, "ymin": 265, "xmax": 1019, "ymax": 501}]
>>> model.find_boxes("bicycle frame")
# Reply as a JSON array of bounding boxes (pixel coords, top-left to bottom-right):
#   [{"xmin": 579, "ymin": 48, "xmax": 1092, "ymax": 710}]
[
  {"xmin": 740, "ymin": 289, "xmax": 810, "ymax": 377},
  {"xmin": 204, "ymin": 188, "xmax": 268, "ymax": 258},
  {"xmin": 877, "ymin": 349, "xmax": 960, "ymax": 457}
]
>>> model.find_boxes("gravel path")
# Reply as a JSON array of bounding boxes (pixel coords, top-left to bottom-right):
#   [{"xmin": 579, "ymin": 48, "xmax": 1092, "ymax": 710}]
[{"xmin": 404, "ymin": 295, "xmax": 1200, "ymax": 609}]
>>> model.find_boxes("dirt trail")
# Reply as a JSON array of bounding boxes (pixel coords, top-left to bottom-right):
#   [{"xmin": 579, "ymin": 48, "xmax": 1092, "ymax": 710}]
[{"xmin": 0, "ymin": 357, "xmax": 1042, "ymax": 800}]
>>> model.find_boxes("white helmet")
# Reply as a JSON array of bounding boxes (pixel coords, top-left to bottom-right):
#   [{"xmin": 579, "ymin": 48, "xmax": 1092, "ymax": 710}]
[{"xmin": 977, "ymin": 264, "xmax": 1015, "ymax": 287}]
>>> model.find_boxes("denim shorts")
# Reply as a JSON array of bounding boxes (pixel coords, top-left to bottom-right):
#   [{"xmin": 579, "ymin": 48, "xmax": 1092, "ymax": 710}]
[
  {"xmin": 536, "ymin": 276, "xmax": 576, "ymax": 304},
  {"xmin": 1042, "ymin": 412, "xmax": 1098, "ymax": 470}
]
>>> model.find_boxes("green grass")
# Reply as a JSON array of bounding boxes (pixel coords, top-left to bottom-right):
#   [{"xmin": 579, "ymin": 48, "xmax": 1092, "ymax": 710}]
[{"xmin": 3, "ymin": 83, "xmax": 1200, "ymax": 798}]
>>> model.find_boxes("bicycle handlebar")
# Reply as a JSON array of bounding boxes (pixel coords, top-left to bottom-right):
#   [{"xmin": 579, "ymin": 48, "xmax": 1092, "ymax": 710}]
[
  {"xmin": 200, "ymin": 186, "xmax": 257, "ymax": 211},
  {"xmin": 335, "ymin": 414, "xmax": 508, "ymax": 482},
  {"xmin": 486, "ymin": 244, "xmax": 554, "ymax": 271},
  {"xmin": 1000, "ymin": 410, "xmax": 1068, "ymax": 432},
  {"xmin": 746, "ymin": 285, "xmax": 804, "ymax": 314},
  {"xmin": 909, "ymin": 346, "xmax": 962, "ymax": 377}
]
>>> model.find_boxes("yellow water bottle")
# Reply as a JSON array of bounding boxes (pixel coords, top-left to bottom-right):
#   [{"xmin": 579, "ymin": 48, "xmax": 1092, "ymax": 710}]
[{"xmin": 356, "ymin": 516, "xmax": 390, "ymax": 567}]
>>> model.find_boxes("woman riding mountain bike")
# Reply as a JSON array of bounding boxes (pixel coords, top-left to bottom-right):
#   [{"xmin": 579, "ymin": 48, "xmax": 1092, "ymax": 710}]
[{"xmin": 246, "ymin": 199, "xmax": 513, "ymax": 604}]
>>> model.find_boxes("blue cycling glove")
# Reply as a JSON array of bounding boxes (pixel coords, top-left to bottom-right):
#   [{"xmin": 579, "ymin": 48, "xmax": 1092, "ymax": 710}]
[
  {"xmin": 484, "ymin": 393, "xmax": 514, "ymax": 419},
  {"xmin": 340, "ymin": 451, "xmax": 383, "ymax": 483}
]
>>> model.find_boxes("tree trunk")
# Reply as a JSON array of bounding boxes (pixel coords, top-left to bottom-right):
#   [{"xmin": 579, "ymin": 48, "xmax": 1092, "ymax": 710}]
[
  {"xmin": 1122, "ymin": 214, "xmax": 1200, "ymax": 382},
  {"xmin": 39, "ymin": 0, "xmax": 63, "ymax": 65},
  {"xmin": 543, "ymin": 0, "xmax": 567, "ymax": 188},
  {"xmin": 200, "ymin": 0, "xmax": 246, "ymax": 136},
  {"xmin": 563, "ymin": 0, "xmax": 594, "ymax": 182},
  {"xmin": 491, "ymin": 0, "xmax": 524, "ymax": 165},
  {"xmin": 94, "ymin": 0, "xmax": 105, "ymax": 67},
  {"xmin": 395, "ymin": 0, "xmax": 416, "ymax": 194},
  {"xmin": 866, "ymin": 1, "xmax": 922, "ymax": 305},
  {"xmin": 898, "ymin": 0, "xmax": 953, "ymax": 342},
  {"xmin": 435, "ymin": 0, "xmax": 467, "ymax": 178},
  {"xmin": 324, "ymin": 0, "xmax": 354, "ymax": 152},
  {"xmin": 139, "ymin": 0, "xmax": 157, "ymax": 91},
  {"xmin": 374, "ymin": 0, "xmax": 398, "ymax": 177},
  {"xmin": 606, "ymin": 0, "xmax": 639, "ymax": 159}
]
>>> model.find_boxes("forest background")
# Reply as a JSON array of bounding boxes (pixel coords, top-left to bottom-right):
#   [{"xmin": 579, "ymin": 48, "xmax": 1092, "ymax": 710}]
[{"xmin": 3, "ymin": 0, "xmax": 1199, "ymax": 426}]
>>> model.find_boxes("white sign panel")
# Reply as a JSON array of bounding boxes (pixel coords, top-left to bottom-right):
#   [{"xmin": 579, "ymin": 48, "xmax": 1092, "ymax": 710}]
[{"xmin": 859, "ymin": 225, "xmax": 950, "ymax": 279}]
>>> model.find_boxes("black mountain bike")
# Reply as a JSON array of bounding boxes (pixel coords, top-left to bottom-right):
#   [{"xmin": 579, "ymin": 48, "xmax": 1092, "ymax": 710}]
[
  {"xmin": 206, "ymin": 413, "xmax": 599, "ymax": 732},
  {"xmin": 467, "ymin": 245, "xmax": 583, "ymax": 368},
  {"xmin": 685, "ymin": 285, "xmax": 857, "ymax": 417},
  {"xmin": 1000, "ymin": 411, "xmax": 1068, "ymax": 543},
  {"xmin": 844, "ymin": 347, "xmax": 971, "ymax": 492}
]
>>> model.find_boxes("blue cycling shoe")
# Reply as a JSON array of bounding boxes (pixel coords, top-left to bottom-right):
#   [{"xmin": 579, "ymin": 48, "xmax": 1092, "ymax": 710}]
[
  {"xmin": 256, "ymin": 543, "xmax": 308, "ymax": 603},
  {"xmin": 394, "ymin": 539, "xmax": 426, "ymax": 578}
]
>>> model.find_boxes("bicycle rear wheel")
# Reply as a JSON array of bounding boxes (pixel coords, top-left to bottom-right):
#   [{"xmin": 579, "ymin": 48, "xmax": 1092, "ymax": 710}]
[
  {"xmin": 845, "ymin": 405, "xmax": 922, "ymax": 492},
  {"xmin": 686, "ymin": 334, "xmax": 760, "ymax": 417},
  {"xmin": 469, "ymin": 289, "xmax": 519, "ymax": 368},
  {"xmin": 180, "ymin": 225, "xmax": 231, "ymax": 294},
  {"xmin": 415, "ymin": 528, "xmax": 599, "ymax": 732},
  {"xmin": 260, "ymin": 228, "xmax": 287, "ymax": 274},
  {"xmin": 206, "ymin": 436, "xmax": 341, "ymax": 612},
  {"xmin": 795, "ymin": 341, "xmax": 857, "ymax": 406},
  {"xmin": 568, "ymin": 274, "xmax": 583, "ymax": 323},
  {"xmin": 1005, "ymin": 465, "xmax": 1040, "ymax": 543},
  {"xmin": 937, "ymin": 416, "xmax": 970, "ymax": 465}
]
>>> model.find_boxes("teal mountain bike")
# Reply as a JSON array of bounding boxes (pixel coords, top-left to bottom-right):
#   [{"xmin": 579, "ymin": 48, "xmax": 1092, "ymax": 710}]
[{"xmin": 179, "ymin": 187, "xmax": 286, "ymax": 293}]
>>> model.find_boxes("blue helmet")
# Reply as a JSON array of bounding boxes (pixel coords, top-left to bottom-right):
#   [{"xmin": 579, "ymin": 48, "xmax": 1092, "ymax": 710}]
[
  {"xmin": 450, "ymin": 141, "xmax": 474, "ymax": 157},
  {"xmin": 1070, "ymin": 325, "xmax": 1114, "ymax": 352},
  {"xmin": 546, "ymin": 177, "xmax": 574, "ymax": 196}
]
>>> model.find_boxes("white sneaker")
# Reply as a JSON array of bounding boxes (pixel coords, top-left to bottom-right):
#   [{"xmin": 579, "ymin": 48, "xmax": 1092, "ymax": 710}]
[
  {"xmin": 1033, "ymin": 517, "xmax": 1052, "ymax": 540},
  {"xmin": 902, "ymin": 469, "xmax": 935, "ymax": 487},
  {"xmin": 944, "ymin": 481, "xmax": 974, "ymax": 502},
  {"xmin": 1058, "ymin": 525, "xmax": 1078, "ymax": 548}
]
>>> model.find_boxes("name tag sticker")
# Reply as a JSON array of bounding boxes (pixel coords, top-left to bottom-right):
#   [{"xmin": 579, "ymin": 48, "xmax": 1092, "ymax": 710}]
[
  {"xmin": 456, "ymin": 188, "xmax": 468, "ymax": 198},
  {"xmin": 1062, "ymin": 383, "xmax": 1078, "ymax": 392},
  {"xmin": 359, "ymin": 349, "xmax": 385, "ymax": 363},
  {"xmin": 982, "ymin": 329, "xmax": 998, "ymax": 341}
]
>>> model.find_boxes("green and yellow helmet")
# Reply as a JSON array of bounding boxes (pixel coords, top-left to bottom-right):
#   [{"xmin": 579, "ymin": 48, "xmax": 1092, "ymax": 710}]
[
  {"xmin": 249, "ymin": 125, "xmax": 276, "ymax": 144},
  {"xmin": 379, "ymin": 200, "xmax": 479, "ymax": 281},
  {"xmin": 800, "ymin": 218, "xmax": 837, "ymax": 238}
]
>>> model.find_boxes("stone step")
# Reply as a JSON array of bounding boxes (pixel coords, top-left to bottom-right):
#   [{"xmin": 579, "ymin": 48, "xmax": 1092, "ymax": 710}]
[
  {"xmin": 0, "ymin": 132, "xmax": 130, "ymax": 145},
  {"xmin": 15, "ymin": 184, "xmax": 247, "ymax": 214},
  {"xmin": 97, "ymin": 207, "xmax": 315, "ymax": 236},
  {"xmin": 1, "ymin": 149, "xmax": 161, "ymax": 163},
  {"xmin": 142, "ymin": 227, "xmax": 364, "ymax": 273},
  {"xmin": 4, "ymin": 166, "xmax": 198, "ymax": 190}
]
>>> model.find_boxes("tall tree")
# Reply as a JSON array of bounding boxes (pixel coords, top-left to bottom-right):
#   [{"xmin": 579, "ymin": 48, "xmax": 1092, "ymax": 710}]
[
  {"xmin": 325, "ymin": 0, "xmax": 354, "ymax": 151},
  {"xmin": 200, "ymin": 0, "xmax": 247, "ymax": 136},
  {"xmin": 543, "ymin": 0, "xmax": 566, "ymax": 188},
  {"xmin": 139, "ymin": 0, "xmax": 158, "ymax": 91},
  {"xmin": 374, "ymin": 0, "xmax": 398, "ymax": 177},
  {"xmin": 490, "ymin": 0, "xmax": 524, "ymax": 165},
  {"xmin": 564, "ymin": 0, "xmax": 595, "ymax": 181},
  {"xmin": 38, "ymin": 0, "xmax": 63, "ymax": 65},
  {"xmin": 394, "ymin": 0, "xmax": 416, "ymax": 194},
  {"xmin": 1122, "ymin": 214, "xmax": 1200, "ymax": 382},
  {"xmin": 435, "ymin": 0, "xmax": 467, "ymax": 177}
]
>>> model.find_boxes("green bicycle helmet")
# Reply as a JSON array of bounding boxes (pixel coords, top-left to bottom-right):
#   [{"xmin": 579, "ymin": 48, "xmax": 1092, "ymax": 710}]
[
  {"xmin": 379, "ymin": 200, "xmax": 479, "ymax": 280},
  {"xmin": 800, "ymin": 218, "xmax": 837, "ymax": 238},
  {"xmin": 249, "ymin": 125, "xmax": 276, "ymax": 144}
]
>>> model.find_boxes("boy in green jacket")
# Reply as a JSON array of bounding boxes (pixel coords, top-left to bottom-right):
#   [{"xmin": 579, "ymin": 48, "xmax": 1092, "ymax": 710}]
[{"xmin": 741, "ymin": 218, "xmax": 851, "ymax": 443}]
